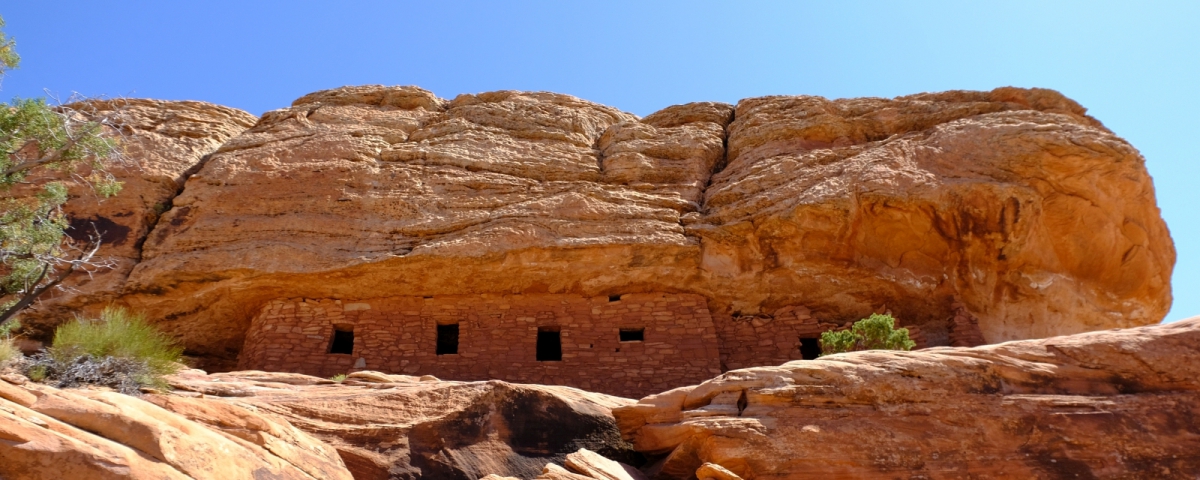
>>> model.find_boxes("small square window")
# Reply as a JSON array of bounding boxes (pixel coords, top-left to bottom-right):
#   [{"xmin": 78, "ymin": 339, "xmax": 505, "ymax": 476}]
[
  {"xmin": 536, "ymin": 327, "xmax": 562, "ymax": 361},
  {"xmin": 619, "ymin": 328, "xmax": 644, "ymax": 342},
  {"xmin": 329, "ymin": 328, "xmax": 354, "ymax": 354},
  {"xmin": 799, "ymin": 337, "xmax": 820, "ymax": 360},
  {"xmin": 436, "ymin": 323, "xmax": 459, "ymax": 355}
]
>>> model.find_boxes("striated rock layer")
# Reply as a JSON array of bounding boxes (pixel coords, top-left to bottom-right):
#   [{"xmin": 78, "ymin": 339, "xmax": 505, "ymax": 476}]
[
  {"xmin": 0, "ymin": 367, "xmax": 641, "ymax": 480},
  {"xmin": 614, "ymin": 317, "xmax": 1200, "ymax": 479},
  {"xmin": 19, "ymin": 99, "xmax": 256, "ymax": 337},
  {"xmin": 116, "ymin": 85, "xmax": 1172, "ymax": 367},
  {"xmin": 164, "ymin": 369, "xmax": 641, "ymax": 480},
  {"xmin": 0, "ymin": 372, "xmax": 352, "ymax": 480},
  {"xmin": 16, "ymin": 86, "xmax": 1174, "ymax": 377}
]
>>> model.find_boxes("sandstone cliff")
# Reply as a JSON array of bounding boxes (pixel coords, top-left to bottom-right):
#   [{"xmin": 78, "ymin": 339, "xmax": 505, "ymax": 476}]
[
  {"xmin": 20, "ymin": 99, "xmax": 256, "ymax": 337},
  {"xmin": 614, "ymin": 317, "xmax": 1200, "ymax": 479},
  {"xmin": 17, "ymin": 86, "xmax": 1174, "ymax": 375}
]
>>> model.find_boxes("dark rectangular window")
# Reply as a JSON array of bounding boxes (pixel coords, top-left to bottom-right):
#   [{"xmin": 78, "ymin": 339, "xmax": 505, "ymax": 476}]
[
  {"xmin": 329, "ymin": 328, "xmax": 354, "ymax": 354},
  {"xmin": 799, "ymin": 337, "xmax": 820, "ymax": 360},
  {"xmin": 608, "ymin": 294, "xmax": 621, "ymax": 302},
  {"xmin": 536, "ymin": 327, "xmax": 562, "ymax": 361},
  {"xmin": 436, "ymin": 323, "xmax": 459, "ymax": 355},
  {"xmin": 619, "ymin": 328, "xmax": 644, "ymax": 342}
]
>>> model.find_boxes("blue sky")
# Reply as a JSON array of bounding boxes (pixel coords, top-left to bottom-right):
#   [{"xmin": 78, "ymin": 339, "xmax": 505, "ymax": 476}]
[{"xmin": 2, "ymin": 1, "xmax": 1195, "ymax": 322}]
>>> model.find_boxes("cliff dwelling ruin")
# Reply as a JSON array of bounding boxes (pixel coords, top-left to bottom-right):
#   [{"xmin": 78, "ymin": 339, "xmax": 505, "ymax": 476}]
[
  {"xmin": 237, "ymin": 292, "xmax": 985, "ymax": 397},
  {"xmin": 18, "ymin": 85, "xmax": 1172, "ymax": 399}
]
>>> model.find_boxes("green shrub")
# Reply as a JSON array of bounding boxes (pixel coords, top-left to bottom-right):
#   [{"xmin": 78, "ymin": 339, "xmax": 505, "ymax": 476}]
[
  {"xmin": 0, "ymin": 337, "xmax": 17, "ymax": 366},
  {"xmin": 26, "ymin": 364, "xmax": 46, "ymax": 382},
  {"xmin": 819, "ymin": 313, "xmax": 916, "ymax": 356},
  {"xmin": 0, "ymin": 319, "xmax": 19, "ymax": 366},
  {"xmin": 29, "ymin": 306, "xmax": 185, "ymax": 394},
  {"xmin": 330, "ymin": 373, "xmax": 347, "ymax": 383}
]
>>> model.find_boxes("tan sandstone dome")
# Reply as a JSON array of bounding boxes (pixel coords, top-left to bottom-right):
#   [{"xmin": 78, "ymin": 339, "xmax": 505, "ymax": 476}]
[{"xmin": 19, "ymin": 86, "xmax": 1174, "ymax": 383}]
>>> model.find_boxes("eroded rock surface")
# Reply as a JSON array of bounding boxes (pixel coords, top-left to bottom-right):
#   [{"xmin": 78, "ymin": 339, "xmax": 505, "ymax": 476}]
[
  {"xmin": 165, "ymin": 369, "xmax": 641, "ymax": 480},
  {"xmin": 86, "ymin": 85, "xmax": 1173, "ymax": 368},
  {"xmin": 8, "ymin": 86, "xmax": 1173, "ymax": 376},
  {"xmin": 614, "ymin": 317, "xmax": 1200, "ymax": 479},
  {"xmin": 19, "ymin": 99, "xmax": 256, "ymax": 336},
  {"xmin": 0, "ymin": 373, "xmax": 351, "ymax": 480}
]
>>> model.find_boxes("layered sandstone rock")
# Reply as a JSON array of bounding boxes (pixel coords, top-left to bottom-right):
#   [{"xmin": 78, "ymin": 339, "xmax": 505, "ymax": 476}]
[
  {"xmin": 614, "ymin": 317, "xmax": 1200, "ymax": 479},
  {"xmin": 0, "ymin": 373, "xmax": 351, "ymax": 480},
  {"xmin": 19, "ymin": 99, "xmax": 256, "ymax": 336},
  {"xmin": 84, "ymin": 85, "xmax": 1172, "ymax": 371},
  {"xmin": 702, "ymin": 89, "xmax": 1174, "ymax": 343},
  {"xmin": 165, "ymin": 369, "xmax": 641, "ymax": 480},
  {"xmin": 9, "ymin": 86, "xmax": 1172, "ymax": 379}
]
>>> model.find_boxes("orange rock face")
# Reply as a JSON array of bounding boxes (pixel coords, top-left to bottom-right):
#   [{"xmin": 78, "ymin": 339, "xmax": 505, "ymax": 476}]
[
  {"xmin": 0, "ymin": 374, "xmax": 352, "ymax": 480},
  {"xmin": 164, "ymin": 369, "xmax": 641, "ymax": 480},
  {"xmin": 20, "ymin": 99, "xmax": 256, "ymax": 335},
  {"xmin": 614, "ymin": 317, "xmax": 1200, "ymax": 479},
  {"xmin": 17, "ymin": 86, "xmax": 1175, "ymax": 375}
]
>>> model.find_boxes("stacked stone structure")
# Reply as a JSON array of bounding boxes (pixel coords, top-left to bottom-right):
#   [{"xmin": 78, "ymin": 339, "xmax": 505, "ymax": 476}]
[
  {"xmin": 238, "ymin": 291, "xmax": 940, "ymax": 397},
  {"xmin": 948, "ymin": 302, "xmax": 988, "ymax": 347},
  {"xmin": 713, "ymin": 305, "xmax": 929, "ymax": 371},
  {"xmin": 239, "ymin": 293, "xmax": 724, "ymax": 397}
]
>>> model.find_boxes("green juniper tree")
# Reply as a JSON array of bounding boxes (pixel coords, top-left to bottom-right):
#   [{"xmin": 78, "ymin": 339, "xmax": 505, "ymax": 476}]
[
  {"xmin": 819, "ymin": 313, "xmax": 916, "ymax": 356},
  {"xmin": 0, "ymin": 15, "xmax": 125, "ymax": 329}
]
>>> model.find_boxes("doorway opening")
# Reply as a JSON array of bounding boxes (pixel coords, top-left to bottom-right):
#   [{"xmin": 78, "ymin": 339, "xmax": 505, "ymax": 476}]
[
  {"xmin": 799, "ymin": 337, "xmax": 820, "ymax": 360},
  {"xmin": 329, "ymin": 327, "xmax": 354, "ymax": 354},
  {"xmin": 537, "ymin": 327, "xmax": 562, "ymax": 361},
  {"xmin": 436, "ymin": 324, "xmax": 459, "ymax": 355}
]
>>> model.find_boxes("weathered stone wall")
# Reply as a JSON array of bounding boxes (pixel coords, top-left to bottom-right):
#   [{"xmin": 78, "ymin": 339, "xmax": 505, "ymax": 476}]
[
  {"xmin": 238, "ymin": 293, "xmax": 722, "ymax": 398},
  {"xmin": 714, "ymin": 305, "xmax": 931, "ymax": 371}
]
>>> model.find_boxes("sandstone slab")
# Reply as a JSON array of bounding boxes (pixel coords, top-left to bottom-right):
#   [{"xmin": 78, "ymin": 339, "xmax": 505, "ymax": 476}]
[
  {"xmin": 0, "ymin": 373, "xmax": 351, "ymax": 480},
  {"xmin": 614, "ymin": 317, "xmax": 1200, "ymax": 479},
  {"xmin": 166, "ymin": 369, "xmax": 642, "ymax": 480}
]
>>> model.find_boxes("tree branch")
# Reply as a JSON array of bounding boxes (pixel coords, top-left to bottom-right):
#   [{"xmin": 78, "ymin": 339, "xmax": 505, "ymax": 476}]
[{"xmin": 2, "ymin": 127, "xmax": 88, "ymax": 177}]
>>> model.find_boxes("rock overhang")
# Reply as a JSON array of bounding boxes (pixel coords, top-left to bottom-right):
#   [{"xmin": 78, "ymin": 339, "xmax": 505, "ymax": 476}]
[{"xmin": 15, "ymin": 85, "xmax": 1174, "ymax": 375}]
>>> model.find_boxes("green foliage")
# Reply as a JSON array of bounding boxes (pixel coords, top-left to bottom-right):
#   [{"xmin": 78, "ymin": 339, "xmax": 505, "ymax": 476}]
[
  {"xmin": 0, "ymin": 318, "xmax": 17, "ymax": 366},
  {"xmin": 0, "ymin": 336, "xmax": 16, "ymax": 366},
  {"xmin": 25, "ymin": 307, "xmax": 183, "ymax": 394},
  {"xmin": 0, "ymin": 16, "xmax": 18, "ymax": 74},
  {"xmin": 25, "ymin": 363, "xmax": 45, "ymax": 382},
  {"xmin": 330, "ymin": 373, "xmax": 347, "ymax": 383},
  {"xmin": 819, "ymin": 314, "xmax": 916, "ymax": 356},
  {"xmin": 0, "ymin": 16, "xmax": 126, "ymax": 328},
  {"xmin": 50, "ymin": 307, "xmax": 183, "ymax": 377},
  {"xmin": 0, "ymin": 318, "xmax": 17, "ymax": 338},
  {"xmin": 0, "ymin": 97, "xmax": 122, "ymax": 189}
]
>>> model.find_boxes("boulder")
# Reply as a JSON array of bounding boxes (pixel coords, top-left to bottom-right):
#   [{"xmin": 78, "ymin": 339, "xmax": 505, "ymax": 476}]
[
  {"xmin": 166, "ymin": 369, "xmax": 641, "ymax": 480},
  {"xmin": 0, "ymin": 374, "xmax": 351, "ymax": 480},
  {"xmin": 564, "ymin": 448, "xmax": 647, "ymax": 480},
  {"xmin": 613, "ymin": 317, "xmax": 1200, "ymax": 479}
]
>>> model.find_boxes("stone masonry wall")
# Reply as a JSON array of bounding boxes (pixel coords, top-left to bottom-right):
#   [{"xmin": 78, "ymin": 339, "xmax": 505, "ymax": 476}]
[
  {"xmin": 238, "ymin": 293, "xmax": 722, "ymax": 398},
  {"xmin": 715, "ymin": 306, "xmax": 929, "ymax": 371}
]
